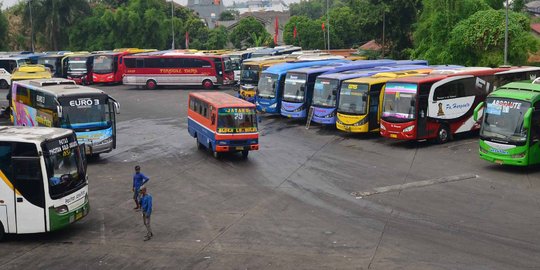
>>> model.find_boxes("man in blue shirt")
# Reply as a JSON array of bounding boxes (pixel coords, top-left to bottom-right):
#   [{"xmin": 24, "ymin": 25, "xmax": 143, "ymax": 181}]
[
  {"xmin": 140, "ymin": 186, "xmax": 153, "ymax": 241},
  {"xmin": 132, "ymin": 165, "xmax": 149, "ymax": 210}
]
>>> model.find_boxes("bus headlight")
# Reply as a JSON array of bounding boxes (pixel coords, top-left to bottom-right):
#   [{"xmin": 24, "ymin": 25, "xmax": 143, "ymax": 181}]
[
  {"xmin": 403, "ymin": 125, "xmax": 415, "ymax": 132},
  {"xmin": 55, "ymin": 205, "xmax": 69, "ymax": 214},
  {"xmin": 380, "ymin": 124, "xmax": 386, "ymax": 131},
  {"xmin": 96, "ymin": 137, "xmax": 113, "ymax": 146},
  {"xmin": 479, "ymin": 147, "xmax": 488, "ymax": 154},
  {"xmin": 293, "ymin": 105, "xmax": 304, "ymax": 112},
  {"xmin": 269, "ymin": 103, "xmax": 277, "ymax": 109},
  {"xmin": 512, "ymin": 152, "xmax": 526, "ymax": 158}
]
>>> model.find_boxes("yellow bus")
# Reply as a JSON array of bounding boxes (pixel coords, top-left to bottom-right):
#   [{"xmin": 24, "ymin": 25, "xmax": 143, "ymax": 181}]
[
  {"xmin": 11, "ymin": 64, "xmax": 52, "ymax": 84},
  {"xmin": 239, "ymin": 57, "xmax": 296, "ymax": 102},
  {"xmin": 336, "ymin": 69, "xmax": 431, "ymax": 133}
]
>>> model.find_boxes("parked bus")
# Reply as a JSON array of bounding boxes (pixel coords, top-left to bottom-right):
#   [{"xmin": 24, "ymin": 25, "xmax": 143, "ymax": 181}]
[
  {"xmin": 0, "ymin": 126, "xmax": 89, "ymax": 240},
  {"xmin": 379, "ymin": 67, "xmax": 540, "ymax": 143},
  {"xmin": 474, "ymin": 81, "xmax": 540, "ymax": 166},
  {"xmin": 256, "ymin": 59, "xmax": 353, "ymax": 114},
  {"xmin": 308, "ymin": 61, "xmax": 429, "ymax": 125},
  {"xmin": 250, "ymin": 46, "xmax": 302, "ymax": 58},
  {"xmin": 280, "ymin": 61, "xmax": 398, "ymax": 119},
  {"xmin": 336, "ymin": 69, "xmax": 434, "ymax": 133},
  {"xmin": 11, "ymin": 78, "xmax": 120, "ymax": 156},
  {"xmin": 0, "ymin": 57, "xmax": 29, "ymax": 88},
  {"xmin": 37, "ymin": 54, "xmax": 64, "ymax": 77},
  {"xmin": 123, "ymin": 53, "xmax": 234, "ymax": 89},
  {"xmin": 62, "ymin": 54, "xmax": 94, "ymax": 85},
  {"xmin": 92, "ymin": 49, "xmax": 157, "ymax": 84},
  {"xmin": 187, "ymin": 92, "xmax": 259, "ymax": 159}
]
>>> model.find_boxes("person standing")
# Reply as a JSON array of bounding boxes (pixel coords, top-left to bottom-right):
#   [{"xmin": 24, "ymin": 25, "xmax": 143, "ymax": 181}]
[
  {"xmin": 140, "ymin": 186, "xmax": 153, "ymax": 241},
  {"xmin": 132, "ymin": 165, "xmax": 149, "ymax": 210}
]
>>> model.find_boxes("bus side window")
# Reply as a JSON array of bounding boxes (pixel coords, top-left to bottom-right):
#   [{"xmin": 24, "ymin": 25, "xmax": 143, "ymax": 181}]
[
  {"xmin": 16, "ymin": 85, "xmax": 31, "ymax": 106},
  {"xmin": 12, "ymin": 142, "xmax": 45, "ymax": 207},
  {"xmin": 0, "ymin": 142, "xmax": 12, "ymax": 180}
]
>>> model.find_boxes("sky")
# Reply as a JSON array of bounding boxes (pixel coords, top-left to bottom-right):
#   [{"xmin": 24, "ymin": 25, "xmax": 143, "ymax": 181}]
[{"xmin": 1, "ymin": 0, "xmax": 301, "ymax": 10}]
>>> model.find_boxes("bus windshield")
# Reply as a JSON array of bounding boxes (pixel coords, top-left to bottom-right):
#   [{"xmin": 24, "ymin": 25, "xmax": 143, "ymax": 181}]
[
  {"xmin": 93, "ymin": 55, "xmax": 114, "ymax": 74},
  {"xmin": 38, "ymin": 57, "xmax": 58, "ymax": 72},
  {"xmin": 312, "ymin": 78, "xmax": 339, "ymax": 107},
  {"xmin": 480, "ymin": 98, "xmax": 530, "ymax": 144},
  {"xmin": 382, "ymin": 83, "xmax": 417, "ymax": 121},
  {"xmin": 283, "ymin": 73, "xmax": 307, "ymax": 102},
  {"xmin": 217, "ymin": 107, "xmax": 258, "ymax": 133},
  {"xmin": 223, "ymin": 58, "xmax": 233, "ymax": 72},
  {"xmin": 258, "ymin": 73, "xmax": 279, "ymax": 99},
  {"xmin": 338, "ymin": 82, "xmax": 368, "ymax": 115},
  {"xmin": 68, "ymin": 60, "xmax": 87, "ymax": 72},
  {"xmin": 241, "ymin": 64, "xmax": 259, "ymax": 83},
  {"xmin": 58, "ymin": 95, "xmax": 112, "ymax": 131},
  {"xmin": 43, "ymin": 134, "xmax": 86, "ymax": 199}
]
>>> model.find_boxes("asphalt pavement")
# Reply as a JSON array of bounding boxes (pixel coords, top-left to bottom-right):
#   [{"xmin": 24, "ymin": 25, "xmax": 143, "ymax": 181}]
[{"xmin": 0, "ymin": 84, "xmax": 539, "ymax": 270}]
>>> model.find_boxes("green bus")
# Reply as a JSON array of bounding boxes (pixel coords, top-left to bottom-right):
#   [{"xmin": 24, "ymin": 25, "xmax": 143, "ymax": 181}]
[{"xmin": 474, "ymin": 81, "xmax": 540, "ymax": 166}]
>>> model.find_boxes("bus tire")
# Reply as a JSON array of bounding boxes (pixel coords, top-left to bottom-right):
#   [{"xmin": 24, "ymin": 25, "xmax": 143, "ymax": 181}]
[
  {"xmin": 202, "ymin": 80, "xmax": 214, "ymax": 90},
  {"xmin": 241, "ymin": 150, "xmax": 249, "ymax": 159},
  {"xmin": 146, "ymin": 80, "xmax": 157, "ymax": 90},
  {"xmin": 436, "ymin": 125, "xmax": 451, "ymax": 144},
  {"xmin": 0, "ymin": 222, "xmax": 5, "ymax": 241},
  {"xmin": 0, "ymin": 80, "xmax": 8, "ymax": 89},
  {"xmin": 196, "ymin": 137, "xmax": 203, "ymax": 149}
]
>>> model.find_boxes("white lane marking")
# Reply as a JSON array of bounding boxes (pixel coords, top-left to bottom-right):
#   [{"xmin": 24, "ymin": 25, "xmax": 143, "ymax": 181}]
[{"xmin": 351, "ymin": 174, "xmax": 478, "ymax": 198}]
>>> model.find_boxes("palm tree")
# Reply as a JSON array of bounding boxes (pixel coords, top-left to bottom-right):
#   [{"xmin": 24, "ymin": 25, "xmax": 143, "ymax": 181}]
[{"xmin": 23, "ymin": 0, "xmax": 90, "ymax": 50}]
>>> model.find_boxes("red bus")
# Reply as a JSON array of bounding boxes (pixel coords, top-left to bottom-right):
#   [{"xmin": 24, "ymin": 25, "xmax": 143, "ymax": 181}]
[
  {"xmin": 187, "ymin": 92, "xmax": 259, "ymax": 159},
  {"xmin": 123, "ymin": 53, "xmax": 234, "ymax": 90},
  {"xmin": 92, "ymin": 51, "xmax": 130, "ymax": 84},
  {"xmin": 380, "ymin": 67, "xmax": 540, "ymax": 143}
]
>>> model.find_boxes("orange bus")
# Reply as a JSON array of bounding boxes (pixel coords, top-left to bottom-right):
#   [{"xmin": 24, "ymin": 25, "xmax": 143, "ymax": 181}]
[{"xmin": 188, "ymin": 92, "xmax": 259, "ymax": 159}]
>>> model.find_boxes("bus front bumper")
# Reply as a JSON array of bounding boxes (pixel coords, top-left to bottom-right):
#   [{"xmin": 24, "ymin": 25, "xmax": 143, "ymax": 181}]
[
  {"xmin": 49, "ymin": 199, "xmax": 90, "ymax": 232},
  {"xmin": 336, "ymin": 122, "xmax": 369, "ymax": 133},
  {"xmin": 479, "ymin": 149, "xmax": 528, "ymax": 166},
  {"xmin": 84, "ymin": 138, "xmax": 114, "ymax": 155}
]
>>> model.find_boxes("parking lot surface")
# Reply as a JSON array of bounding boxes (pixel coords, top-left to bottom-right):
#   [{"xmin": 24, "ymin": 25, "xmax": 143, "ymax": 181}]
[{"xmin": 1, "ymin": 85, "xmax": 540, "ymax": 269}]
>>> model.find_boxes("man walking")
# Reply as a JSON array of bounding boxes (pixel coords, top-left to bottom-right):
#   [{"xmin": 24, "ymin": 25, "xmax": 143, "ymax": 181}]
[
  {"xmin": 132, "ymin": 165, "xmax": 149, "ymax": 210},
  {"xmin": 140, "ymin": 186, "xmax": 153, "ymax": 241}
]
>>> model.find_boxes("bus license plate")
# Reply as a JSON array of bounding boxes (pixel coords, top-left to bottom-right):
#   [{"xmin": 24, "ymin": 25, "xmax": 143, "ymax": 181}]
[
  {"xmin": 75, "ymin": 212, "xmax": 83, "ymax": 220},
  {"xmin": 235, "ymin": 146, "xmax": 244, "ymax": 150},
  {"xmin": 390, "ymin": 134, "xmax": 397, "ymax": 138}
]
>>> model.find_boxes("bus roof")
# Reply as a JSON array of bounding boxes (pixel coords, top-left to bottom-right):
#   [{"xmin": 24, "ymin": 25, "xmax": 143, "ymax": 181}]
[
  {"xmin": 0, "ymin": 126, "xmax": 72, "ymax": 144},
  {"xmin": 14, "ymin": 78, "xmax": 107, "ymax": 97},
  {"xmin": 344, "ymin": 70, "xmax": 431, "ymax": 85},
  {"xmin": 124, "ymin": 53, "xmax": 224, "ymax": 59},
  {"xmin": 286, "ymin": 62, "xmax": 356, "ymax": 74},
  {"xmin": 263, "ymin": 59, "xmax": 357, "ymax": 75},
  {"xmin": 189, "ymin": 92, "xmax": 256, "ymax": 109},
  {"xmin": 317, "ymin": 64, "xmax": 429, "ymax": 81},
  {"xmin": 494, "ymin": 66, "xmax": 540, "ymax": 75},
  {"xmin": 12, "ymin": 65, "xmax": 52, "ymax": 81},
  {"xmin": 489, "ymin": 82, "xmax": 540, "ymax": 101}
]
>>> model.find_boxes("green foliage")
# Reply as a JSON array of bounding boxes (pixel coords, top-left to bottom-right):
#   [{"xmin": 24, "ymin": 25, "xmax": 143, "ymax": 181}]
[
  {"xmin": 205, "ymin": 26, "xmax": 229, "ymax": 49},
  {"xmin": 484, "ymin": 0, "xmax": 503, "ymax": 9},
  {"xmin": 22, "ymin": 0, "xmax": 91, "ymax": 50},
  {"xmin": 412, "ymin": 0, "xmax": 491, "ymax": 63},
  {"xmin": 0, "ymin": 7, "xmax": 8, "ymax": 51},
  {"xmin": 290, "ymin": 0, "xmax": 325, "ymax": 20},
  {"xmin": 447, "ymin": 9, "xmax": 538, "ymax": 66},
  {"xmin": 283, "ymin": 16, "xmax": 326, "ymax": 49},
  {"xmin": 229, "ymin": 16, "xmax": 270, "ymax": 49},
  {"xmin": 219, "ymin": 10, "xmax": 236, "ymax": 21},
  {"xmin": 512, "ymin": 0, "xmax": 525, "ymax": 12}
]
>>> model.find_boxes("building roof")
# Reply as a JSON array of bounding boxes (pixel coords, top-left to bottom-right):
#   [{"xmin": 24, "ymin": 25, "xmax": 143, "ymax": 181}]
[{"xmin": 359, "ymin": 40, "xmax": 382, "ymax": 51}]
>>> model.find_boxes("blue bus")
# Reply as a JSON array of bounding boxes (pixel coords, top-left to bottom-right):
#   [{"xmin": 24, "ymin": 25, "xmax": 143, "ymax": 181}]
[
  {"xmin": 280, "ymin": 60, "xmax": 408, "ymax": 119},
  {"xmin": 309, "ymin": 64, "xmax": 430, "ymax": 125},
  {"xmin": 255, "ymin": 59, "xmax": 350, "ymax": 114}
]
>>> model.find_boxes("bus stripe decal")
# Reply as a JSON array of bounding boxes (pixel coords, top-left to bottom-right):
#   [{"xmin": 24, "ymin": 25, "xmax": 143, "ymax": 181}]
[
  {"xmin": 187, "ymin": 117, "xmax": 258, "ymax": 136},
  {"xmin": 0, "ymin": 169, "xmax": 21, "ymax": 195}
]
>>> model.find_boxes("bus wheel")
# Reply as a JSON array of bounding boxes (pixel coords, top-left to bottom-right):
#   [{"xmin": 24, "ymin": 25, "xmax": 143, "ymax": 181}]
[
  {"xmin": 436, "ymin": 125, "xmax": 450, "ymax": 144},
  {"xmin": 0, "ymin": 222, "xmax": 4, "ymax": 241},
  {"xmin": 212, "ymin": 149, "xmax": 221, "ymax": 159},
  {"xmin": 0, "ymin": 80, "xmax": 8, "ymax": 89},
  {"xmin": 241, "ymin": 150, "xmax": 249, "ymax": 159},
  {"xmin": 196, "ymin": 137, "xmax": 203, "ymax": 149},
  {"xmin": 202, "ymin": 80, "xmax": 214, "ymax": 90},
  {"xmin": 146, "ymin": 80, "xmax": 157, "ymax": 90}
]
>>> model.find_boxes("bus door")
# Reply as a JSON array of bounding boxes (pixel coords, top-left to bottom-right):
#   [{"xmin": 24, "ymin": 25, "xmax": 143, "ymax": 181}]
[
  {"xmin": 213, "ymin": 58, "xmax": 224, "ymax": 85},
  {"xmin": 528, "ymin": 104, "xmax": 540, "ymax": 162},
  {"xmin": 11, "ymin": 142, "xmax": 46, "ymax": 233},
  {"xmin": 368, "ymin": 83, "xmax": 384, "ymax": 131},
  {"xmin": 109, "ymin": 98, "xmax": 120, "ymax": 149},
  {"xmin": 417, "ymin": 83, "xmax": 431, "ymax": 138},
  {"xmin": 0, "ymin": 142, "xmax": 14, "ymax": 234}
]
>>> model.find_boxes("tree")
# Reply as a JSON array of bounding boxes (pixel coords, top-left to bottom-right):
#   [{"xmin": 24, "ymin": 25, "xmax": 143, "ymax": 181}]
[
  {"xmin": 447, "ymin": 9, "xmax": 538, "ymax": 66},
  {"xmin": 412, "ymin": 0, "xmax": 491, "ymax": 63},
  {"xmin": 289, "ymin": 0, "xmax": 325, "ymax": 19},
  {"xmin": 205, "ymin": 26, "xmax": 228, "ymax": 49},
  {"xmin": 283, "ymin": 16, "xmax": 326, "ymax": 49},
  {"xmin": 22, "ymin": 0, "xmax": 91, "ymax": 50},
  {"xmin": 0, "ymin": 6, "xmax": 8, "ymax": 51},
  {"xmin": 229, "ymin": 16, "xmax": 270, "ymax": 48},
  {"xmin": 219, "ymin": 10, "xmax": 236, "ymax": 21}
]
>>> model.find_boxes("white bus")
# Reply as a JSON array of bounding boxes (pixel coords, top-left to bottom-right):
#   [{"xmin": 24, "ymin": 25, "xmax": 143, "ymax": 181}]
[{"xmin": 0, "ymin": 127, "xmax": 89, "ymax": 240}]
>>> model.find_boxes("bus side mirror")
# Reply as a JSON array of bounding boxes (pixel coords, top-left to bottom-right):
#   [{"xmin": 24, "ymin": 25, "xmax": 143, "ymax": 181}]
[
  {"xmin": 57, "ymin": 105, "xmax": 63, "ymax": 118},
  {"xmin": 300, "ymin": 85, "xmax": 306, "ymax": 92},
  {"xmin": 114, "ymin": 101, "xmax": 120, "ymax": 114},
  {"xmin": 473, "ymin": 102, "xmax": 484, "ymax": 121},
  {"xmin": 272, "ymin": 82, "xmax": 276, "ymax": 89},
  {"xmin": 410, "ymin": 99, "xmax": 415, "ymax": 107},
  {"xmin": 523, "ymin": 108, "xmax": 533, "ymax": 130},
  {"xmin": 78, "ymin": 143, "xmax": 88, "ymax": 175},
  {"xmin": 211, "ymin": 113, "xmax": 216, "ymax": 125}
]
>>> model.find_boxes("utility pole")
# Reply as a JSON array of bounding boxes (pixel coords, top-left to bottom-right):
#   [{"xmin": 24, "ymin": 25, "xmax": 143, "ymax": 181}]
[
  {"xmin": 382, "ymin": 10, "xmax": 385, "ymax": 58},
  {"xmin": 326, "ymin": 0, "xmax": 330, "ymax": 50},
  {"xmin": 504, "ymin": 0, "xmax": 509, "ymax": 65},
  {"xmin": 171, "ymin": 0, "xmax": 175, "ymax": 50},
  {"xmin": 29, "ymin": 0, "xmax": 35, "ymax": 52}
]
